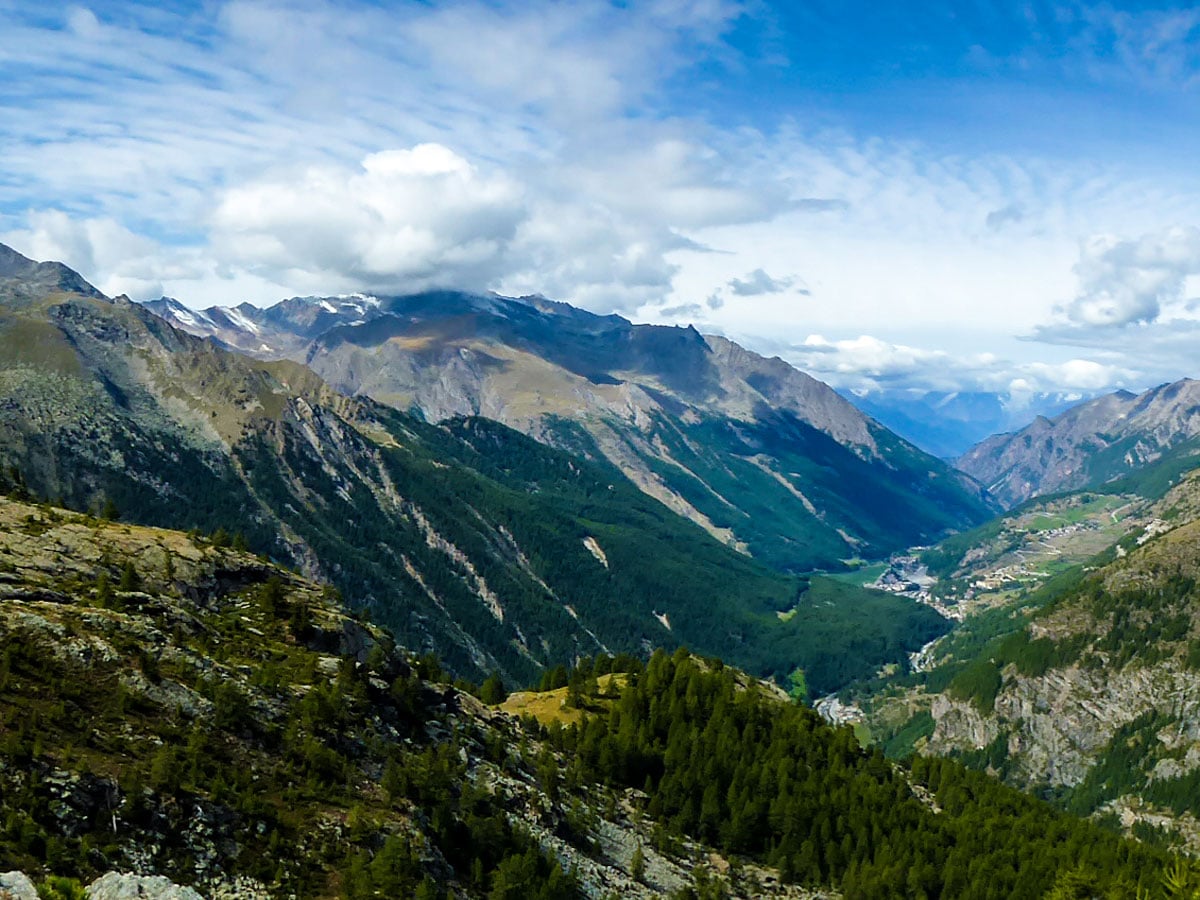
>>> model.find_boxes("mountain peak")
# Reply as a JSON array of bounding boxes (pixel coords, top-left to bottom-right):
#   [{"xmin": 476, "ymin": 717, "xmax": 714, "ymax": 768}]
[
  {"xmin": 0, "ymin": 242, "xmax": 105, "ymax": 303},
  {"xmin": 0, "ymin": 242, "xmax": 37, "ymax": 277},
  {"xmin": 958, "ymin": 376, "xmax": 1200, "ymax": 507}
]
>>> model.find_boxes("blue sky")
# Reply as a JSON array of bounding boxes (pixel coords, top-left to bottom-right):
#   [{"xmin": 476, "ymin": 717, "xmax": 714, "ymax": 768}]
[{"xmin": 4, "ymin": 1, "xmax": 1200, "ymax": 401}]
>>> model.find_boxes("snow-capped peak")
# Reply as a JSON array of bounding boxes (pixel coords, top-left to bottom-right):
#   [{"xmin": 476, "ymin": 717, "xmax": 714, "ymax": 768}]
[{"xmin": 220, "ymin": 306, "xmax": 261, "ymax": 335}]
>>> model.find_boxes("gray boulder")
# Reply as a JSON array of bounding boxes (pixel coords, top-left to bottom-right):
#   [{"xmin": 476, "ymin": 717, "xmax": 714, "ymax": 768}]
[
  {"xmin": 0, "ymin": 872, "xmax": 37, "ymax": 900},
  {"xmin": 86, "ymin": 872, "xmax": 204, "ymax": 900}
]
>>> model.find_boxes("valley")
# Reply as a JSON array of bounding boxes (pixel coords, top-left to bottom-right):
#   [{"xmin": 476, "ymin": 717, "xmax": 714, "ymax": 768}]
[
  {"xmin": 4, "ymin": 244, "xmax": 1200, "ymax": 897},
  {"xmin": 0, "ymin": 493, "xmax": 1176, "ymax": 898},
  {"xmin": 14, "ymin": 7, "xmax": 1200, "ymax": 898},
  {"xmin": 0, "ymin": 249, "xmax": 953, "ymax": 698}
]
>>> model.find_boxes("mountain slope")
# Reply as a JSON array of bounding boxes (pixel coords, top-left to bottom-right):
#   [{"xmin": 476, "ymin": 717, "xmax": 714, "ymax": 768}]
[
  {"xmin": 957, "ymin": 379, "xmax": 1200, "ymax": 508},
  {"xmin": 148, "ymin": 290, "xmax": 994, "ymax": 571},
  {"xmin": 0, "ymin": 494, "xmax": 1173, "ymax": 898},
  {"xmin": 923, "ymin": 493, "xmax": 1200, "ymax": 850},
  {"xmin": 850, "ymin": 466, "xmax": 1200, "ymax": 851},
  {"xmin": 0, "ymin": 246, "xmax": 944, "ymax": 692}
]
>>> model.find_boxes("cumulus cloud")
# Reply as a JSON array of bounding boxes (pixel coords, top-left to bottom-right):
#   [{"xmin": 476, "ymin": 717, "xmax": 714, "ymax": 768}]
[
  {"xmin": 211, "ymin": 145, "xmax": 526, "ymax": 295},
  {"xmin": 795, "ymin": 335, "xmax": 956, "ymax": 384},
  {"xmin": 0, "ymin": 210, "xmax": 198, "ymax": 299},
  {"xmin": 205, "ymin": 137, "xmax": 791, "ymax": 310},
  {"xmin": 780, "ymin": 333, "xmax": 1135, "ymax": 398},
  {"xmin": 1032, "ymin": 226, "xmax": 1200, "ymax": 336},
  {"xmin": 1066, "ymin": 227, "xmax": 1200, "ymax": 326},
  {"xmin": 1009, "ymin": 359, "xmax": 1133, "ymax": 394}
]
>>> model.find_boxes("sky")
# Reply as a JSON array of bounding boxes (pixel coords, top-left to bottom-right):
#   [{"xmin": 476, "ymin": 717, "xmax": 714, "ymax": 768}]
[{"xmin": 4, "ymin": 1, "xmax": 1200, "ymax": 402}]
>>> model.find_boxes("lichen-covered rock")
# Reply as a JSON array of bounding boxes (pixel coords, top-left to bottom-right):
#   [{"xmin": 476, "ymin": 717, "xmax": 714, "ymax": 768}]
[
  {"xmin": 86, "ymin": 872, "xmax": 204, "ymax": 900},
  {"xmin": 0, "ymin": 871, "xmax": 37, "ymax": 900}
]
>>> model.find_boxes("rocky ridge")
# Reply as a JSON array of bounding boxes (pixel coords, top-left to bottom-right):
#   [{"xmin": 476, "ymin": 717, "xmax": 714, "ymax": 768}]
[{"xmin": 957, "ymin": 378, "xmax": 1200, "ymax": 507}]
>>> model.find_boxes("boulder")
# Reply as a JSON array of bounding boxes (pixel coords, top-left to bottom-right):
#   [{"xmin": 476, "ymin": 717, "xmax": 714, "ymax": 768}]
[
  {"xmin": 0, "ymin": 872, "xmax": 37, "ymax": 900},
  {"xmin": 86, "ymin": 872, "xmax": 204, "ymax": 900}
]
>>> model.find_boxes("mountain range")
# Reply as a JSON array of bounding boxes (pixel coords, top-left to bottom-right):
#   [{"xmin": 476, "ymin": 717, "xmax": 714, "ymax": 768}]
[
  {"xmin": 0, "ymin": 245, "xmax": 957, "ymax": 694},
  {"xmin": 9, "ymin": 243, "xmax": 1200, "ymax": 896},
  {"xmin": 144, "ymin": 292, "xmax": 993, "ymax": 572},
  {"xmin": 957, "ymin": 379, "xmax": 1200, "ymax": 507},
  {"xmin": 846, "ymin": 388, "xmax": 1086, "ymax": 460}
]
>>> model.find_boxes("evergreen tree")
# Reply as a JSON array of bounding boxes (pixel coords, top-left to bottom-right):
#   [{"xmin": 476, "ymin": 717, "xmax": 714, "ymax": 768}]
[{"xmin": 480, "ymin": 672, "xmax": 507, "ymax": 705}]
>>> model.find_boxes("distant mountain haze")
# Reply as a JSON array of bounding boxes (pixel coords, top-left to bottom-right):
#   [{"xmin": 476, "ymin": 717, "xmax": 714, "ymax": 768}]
[{"xmin": 847, "ymin": 388, "xmax": 1087, "ymax": 460}]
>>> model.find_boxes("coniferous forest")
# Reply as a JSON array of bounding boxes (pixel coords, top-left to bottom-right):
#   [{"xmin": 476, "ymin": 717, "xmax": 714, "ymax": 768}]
[{"xmin": 537, "ymin": 649, "xmax": 1173, "ymax": 900}]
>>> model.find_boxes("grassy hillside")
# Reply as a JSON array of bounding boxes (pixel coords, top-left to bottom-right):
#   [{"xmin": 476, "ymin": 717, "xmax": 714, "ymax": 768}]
[{"xmin": 851, "ymin": 469, "xmax": 1200, "ymax": 851}]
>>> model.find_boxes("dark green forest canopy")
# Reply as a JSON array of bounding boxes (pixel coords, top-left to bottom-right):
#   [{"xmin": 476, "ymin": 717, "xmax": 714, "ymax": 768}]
[{"xmin": 541, "ymin": 649, "xmax": 1170, "ymax": 900}]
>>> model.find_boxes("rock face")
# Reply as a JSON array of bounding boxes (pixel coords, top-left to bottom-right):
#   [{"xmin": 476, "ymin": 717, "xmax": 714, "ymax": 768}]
[
  {"xmin": 920, "ymin": 494, "xmax": 1200, "ymax": 846},
  {"xmin": 957, "ymin": 379, "xmax": 1200, "ymax": 507},
  {"xmin": 928, "ymin": 664, "xmax": 1200, "ymax": 790},
  {"xmin": 145, "ymin": 286, "xmax": 994, "ymax": 571}
]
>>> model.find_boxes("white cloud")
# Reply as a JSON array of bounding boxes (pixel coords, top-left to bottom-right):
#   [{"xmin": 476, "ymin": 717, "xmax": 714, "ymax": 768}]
[
  {"xmin": 211, "ymin": 145, "xmax": 526, "ymax": 295},
  {"xmin": 1012, "ymin": 359, "xmax": 1133, "ymax": 393},
  {"xmin": 6, "ymin": 0, "xmax": 1200, "ymax": 399},
  {"xmin": 778, "ymin": 333, "xmax": 1135, "ymax": 398},
  {"xmin": 795, "ymin": 334, "xmax": 960, "ymax": 385},
  {"xmin": 1072, "ymin": 6, "xmax": 1200, "ymax": 88},
  {"xmin": 1059, "ymin": 226, "xmax": 1200, "ymax": 327},
  {"xmin": 0, "ymin": 210, "xmax": 191, "ymax": 299},
  {"xmin": 65, "ymin": 6, "xmax": 105, "ymax": 41}
]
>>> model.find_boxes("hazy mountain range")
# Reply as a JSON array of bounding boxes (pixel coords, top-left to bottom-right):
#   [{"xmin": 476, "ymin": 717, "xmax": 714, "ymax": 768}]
[{"xmin": 846, "ymin": 388, "xmax": 1087, "ymax": 460}]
